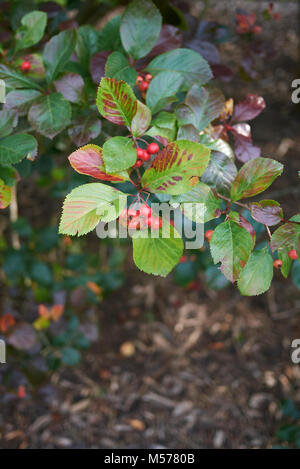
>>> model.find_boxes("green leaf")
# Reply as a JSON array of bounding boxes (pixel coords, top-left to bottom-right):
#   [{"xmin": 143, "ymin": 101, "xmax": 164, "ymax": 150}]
[
  {"xmin": 29, "ymin": 260, "xmax": 52, "ymax": 286},
  {"xmin": 278, "ymin": 250, "xmax": 292, "ymax": 279},
  {"xmin": 176, "ymin": 84, "xmax": 225, "ymax": 132},
  {"xmin": 43, "ymin": 29, "xmax": 77, "ymax": 83},
  {"xmin": 210, "ymin": 220, "xmax": 253, "ymax": 282},
  {"xmin": 200, "ymin": 136, "xmax": 235, "ymax": 160},
  {"xmin": 120, "ymin": 0, "xmax": 162, "ymax": 60},
  {"xmin": 231, "ymin": 157, "xmax": 284, "ymax": 202},
  {"xmin": 0, "ymin": 164, "xmax": 18, "ymax": 186},
  {"xmin": 147, "ymin": 48, "xmax": 212, "ymax": 88},
  {"xmin": 102, "ymin": 137, "xmax": 136, "ymax": 173},
  {"xmin": 105, "ymin": 51, "xmax": 137, "ymax": 87},
  {"xmin": 131, "ymin": 100, "xmax": 152, "ymax": 137},
  {"xmin": 142, "ymin": 140, "xmax": 210, "ymax": 195},
  {"xmin": 230, "ymin": 212, "xmax": 256, "ymax": 249},
  {"xmin": 0, "ymin": 133, "xmax": 37, "ymax": 165},
  {"xmin": 177, "ymin": 124, "xmax": 199, "ymax": 142},
  {"xmin": 76, "ymin": 25, "xmax": 101, "ymax": 70},
  {"xmin": 98, "ymin": 15, "xmax": 123, "ymax": 52},
  {"xmin": 59, "ymin": 183, "xmax": 127, "ymax": 236},
  {"xmin": 152, "ymin": 112, "xmax": 177, "ymax": 130},
  {"xmin": 237, "ymin": 248, "xmax": 273, "ymax": 296},
  {"xmin": 132, "ymin": 224, "xmax": 183, "ymax": 277},
  {"xmin": 28, "ymin": 93, "xmax": 71, "ymax": 139},
  {"xmin": 271, "ymin": 221, "xmax": 300, "ymax": 252},
  {"xmin": 61, "ymin": 347, "xmax": 81, "ymax": 366},
  {"xmin": 5, "ymin": 89, "xmax": 42, "ymax": 114},
  {"xmin": 0, "ymin": 64, "xmax": 42, "ymax": 90},
  {"xmin": 146, "ymin": 112, "xmax": 177, "ymax": 141},
  {"xmin": 172, "ymin": 182, "xmax": 221, "ymax": 223},
  {"xmin": 0, "ymin": 110, "xmax": 17, "ymax": 139},
  {"xmin": 201, "ymin": 151, "xmax": 237, "ymax": 196},
  {"xmin": 69, "ymin": 143, "xmax": 130, "ymax": 182},
  {"xmin": 146, "ymin": 71, "xmax": 183, "ymax": 114},
  {"xmin": 96, "ymin": 77, "xmax": 137, "ymax": 128},
  {"xmin": 15, "ymin": 11, "xmax": 47, "ymax": 52},
  {"xmin": 250, "ymin": 199, "xmax": 283, "ymax": 226},
  {"xmin": 0, "ymin": 180, "xmax": 11, "ymax": 209}
]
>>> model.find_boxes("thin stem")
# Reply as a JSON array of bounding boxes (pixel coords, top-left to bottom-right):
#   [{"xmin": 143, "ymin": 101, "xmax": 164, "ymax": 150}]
[
  {"xmin": 265, "ymin": 225, "xmax": 272, "ymax": 241},
  {"xmin": 137, "ymin": 137, "xmax": 149, "ymax": 146},
  {"xmin": 9, "ymin": 185, "xmax": 20, "ymax": 250},
  {"xmin": 216, "ymin": 192, "xmax": 249, "ymax": 211}
]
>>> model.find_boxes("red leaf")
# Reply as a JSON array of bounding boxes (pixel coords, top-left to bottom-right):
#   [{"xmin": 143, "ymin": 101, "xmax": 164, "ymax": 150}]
[
  {"xmin": 232, "ymin": 94, "xmax": 265, "ymax": 123},
  {"xmin": 68, "ymin": 144, "xmax": 127, "ymax": 182},
  {"xmin": 0, "ymin": 313, "xmax": 16, "ymax": 333}
]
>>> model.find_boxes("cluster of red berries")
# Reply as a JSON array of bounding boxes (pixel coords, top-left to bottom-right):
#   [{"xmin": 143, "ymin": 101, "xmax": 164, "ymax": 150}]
[
  {"xmin": 119, "ymin": 204, "xmax": 162, "ymax": 230},
  {"xmin": 136, "ymin": 73, "xmax": 152, "ymax": 92},
  {"xmin": 134, "ymin": 142, "xmax": 159, "ymax": 168},
  {"xmin": 20, "ymin": 60, "xmax": 31, "ymax": 72}
]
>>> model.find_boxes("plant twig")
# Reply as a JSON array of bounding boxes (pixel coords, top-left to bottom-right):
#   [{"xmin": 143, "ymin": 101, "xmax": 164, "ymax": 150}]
[{"xmin": 9, "ymin": 185, "xmax": 20, "ymax": 250}]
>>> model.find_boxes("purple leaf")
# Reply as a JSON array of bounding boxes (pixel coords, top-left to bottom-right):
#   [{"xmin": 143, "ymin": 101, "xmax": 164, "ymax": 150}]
[
  {"xmin": 90, "ymin": 51, "xmax": 110, "ymax": 84},
  {"xmin": 231, "ymin": 123, "xmax": 261, "ymax": 163},
  {"xmin": 250, "ymin": 200, "xmax": 283, "ymax": 226},
  {"xmin": 185, "ymin": 40, "xmax": 220, "ymax": 64},
  {"xmin": 211, "ymin": 64, "xmax": 234, "ymax": 82},
  {"xmin": 232, "ymin": 94, "xmax": 266, "ymax": 123},
  {"xmin": 7, "ymin": 323, "xmax": 36, "ymax": 351},
  {"xmin": 68, "ymin": 115, "xmax": 101, "ymax": 146},
  {"xmin": 54, "ymin": 73, "xmax": 84, "ymax": 103}
]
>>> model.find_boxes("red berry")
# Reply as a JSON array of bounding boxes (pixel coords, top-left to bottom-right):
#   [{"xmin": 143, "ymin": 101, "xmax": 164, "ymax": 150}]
[
  {"xmin": 20, "ymin": 61, "xmax": 31, "ymax": 72},
  {"xmin": 17, "ymin": 385, "xmax": 26, "ymax": 399},
  {"xmin": 134, "ymin": 160, "xmax": 143, "ymax": 168},
  {"xmin": 147, "ymin": 142, "xmax": 159, "ymax": 154},
  {"xmin": 205, "ymin": 229, "xmax": 214, "ymax": 242},
  {"xmin": 180, "ymin": 255, "xmax": 188, "ymax": 263},
  {"xmin": 127, "ymin": 208, "xmax": 138, "ymax": 217},
  {"xmin": 128, "ymin": 217, "xmax": 140, "ymax": 230},
  {"xmin": 139, "ymin": 204, "xmax": 151, "ymax": 218},
  {"xmin": 136, "ymin": 75, "xmax": 143, "ymax": 84},
  {"xmin": 148, "ymin": 216, "xmax": 162, "ymax": 230},
  {"xmin": 139, "ymin": 81, "xmax": 149, "ymax": 92},
  {"xmin": 140, "ymin": 150, "xmax": 151, "ymax": 161},
  {"xmin": 136, "ymin": 148, "xmax": 144, "ymax": 159},
  {"xmin": 273, "ymin": 259, "xmax": 282, "ymax": 269},
  {"xmin": 145, "ymin": 73, "xmax": 153, "ymax": 81},
  {"xmin": 288, "ymin": 249, "xmax": 298, "ymax": 260}
]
